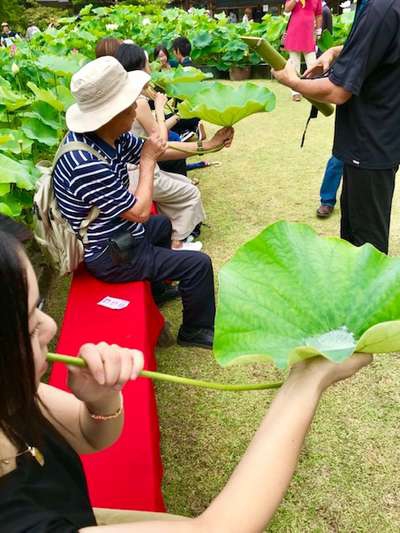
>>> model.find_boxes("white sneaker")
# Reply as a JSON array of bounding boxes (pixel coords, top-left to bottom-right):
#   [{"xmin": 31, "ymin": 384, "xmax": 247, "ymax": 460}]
[{"xmin": 172, "ymin": 241, "xmax": 203, "ymax": 252}]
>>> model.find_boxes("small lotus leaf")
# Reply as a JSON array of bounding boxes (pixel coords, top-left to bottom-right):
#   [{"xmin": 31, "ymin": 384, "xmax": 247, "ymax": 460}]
[
  {"xmin": 214, "ymin": 221, "xmax": 400, "ymax": 368},
  {"xmin": 152, "ymin": 65, "xmax": 213, "ymax": 90},
  {"xmin": 0, "ymin": 85, "xmax": 31, "ymax": 112},
  {"xmin": 178, "ymin": 82, "xmax": 276, "ymax": 126},
  {"xmin": 0, "ymin": 183, "xmax": 10, "ymax": 196},
  {"xmin": 166, "ymin": 81, "xmax": 215, "ymax": 100},
  {"xmin": 0, "ymin": 129, "xmax": 33, "ymax": 154},
  {"xmin": 0, "ymin": 153, "xmax": 37, "ymax": 190}
]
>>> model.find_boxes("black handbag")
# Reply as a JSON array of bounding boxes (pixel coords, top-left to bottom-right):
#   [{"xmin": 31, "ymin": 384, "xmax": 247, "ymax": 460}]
[{"xmin": 107, "ymin": 231, "xmax": 144, "ymax": 264}]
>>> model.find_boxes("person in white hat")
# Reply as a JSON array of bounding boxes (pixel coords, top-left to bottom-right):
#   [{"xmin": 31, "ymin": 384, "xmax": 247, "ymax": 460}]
[
  {"xmin": 0, "ymin": 22, "xmax": 19, "ymax": 47},
  {"xmin": 54, "ymin": 56, "xmax": 234, "ymax": 349}
]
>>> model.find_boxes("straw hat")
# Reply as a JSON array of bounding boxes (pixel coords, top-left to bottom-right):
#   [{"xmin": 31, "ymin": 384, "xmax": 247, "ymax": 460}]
[{"xmin": 66, "ymin": 56, "xmax": 150, "ymax": 133}]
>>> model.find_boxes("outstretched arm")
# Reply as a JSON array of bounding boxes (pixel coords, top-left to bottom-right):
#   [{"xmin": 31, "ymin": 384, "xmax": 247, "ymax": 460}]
[{"xmin": 81, "ymin": 355, "xmax": 371, "ymax": 533}]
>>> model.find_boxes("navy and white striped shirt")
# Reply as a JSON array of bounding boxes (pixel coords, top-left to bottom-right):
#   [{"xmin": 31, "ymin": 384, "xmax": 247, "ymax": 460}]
[{"xmin": 53, "ymin": 131, "xmax": 144, "ymax": 261}]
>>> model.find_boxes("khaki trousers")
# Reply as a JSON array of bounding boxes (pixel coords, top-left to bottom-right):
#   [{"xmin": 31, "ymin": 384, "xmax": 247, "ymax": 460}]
[
  {"xmin": 94, "ymin": 508, "xmax": 186, "ymax": 525},
  {"xmin": 129, "ymin": 165, "xmax": 206, "ymax": 241}
]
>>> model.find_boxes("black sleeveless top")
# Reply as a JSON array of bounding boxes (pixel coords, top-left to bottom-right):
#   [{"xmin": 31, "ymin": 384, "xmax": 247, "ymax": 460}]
[{"xmin": 0, "ymin": 423, "xmax": 96, "ymax": 532}]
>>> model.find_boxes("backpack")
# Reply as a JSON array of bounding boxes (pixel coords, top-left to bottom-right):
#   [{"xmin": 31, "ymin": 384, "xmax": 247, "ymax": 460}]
[{"xmin": 33, "ymin": 139, "xmax": 107, "ymax": 276}]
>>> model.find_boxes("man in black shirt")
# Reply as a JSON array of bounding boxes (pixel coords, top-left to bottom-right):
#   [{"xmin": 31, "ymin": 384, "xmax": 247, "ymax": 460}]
[{"xmin": 273, "ymin": 0, "xmax": 400, "ymax": 254}]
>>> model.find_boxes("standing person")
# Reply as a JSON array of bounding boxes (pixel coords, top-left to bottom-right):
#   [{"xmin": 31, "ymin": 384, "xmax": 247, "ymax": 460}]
[
  {"xmin": 242, "ymin": 7, "xmax": 253, "ymax": 23},
  {"xmin": 283, "ymin": 0, "xmax": 322, "ymax": 101},
  {"xmin": 0, "ymin": 218, "xmax": 372, "ymax": 531},
  {"xmin": 316, "ymin": 155, "xmax": 344, "ymax": 218},
  {"xmin": 272, "ymin": 0, "xmax": 400, "ymax": 254},
  {"xmin": 314, "ymin": 0, "xmax": 338, "ymax": 218},
  {"xmin": 25, "ymin": 23, "xmax": 40, "ymax": 41},
  {"xmin": 53, "ymin": 56, "xmax": 234, "ymax": 348},
  {"xmin": 322, "ymin": 0, "xmax": 333, "ymax": 34},
  {"xmin": 229, "ymin": 10, "xmax": 238, "ymax": 23}
]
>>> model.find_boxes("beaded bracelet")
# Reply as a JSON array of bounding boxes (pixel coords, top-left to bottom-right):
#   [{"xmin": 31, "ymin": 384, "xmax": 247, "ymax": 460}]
[{"xmin": 87, "ymin": 396, "xmax": 124, "ymax": 422}]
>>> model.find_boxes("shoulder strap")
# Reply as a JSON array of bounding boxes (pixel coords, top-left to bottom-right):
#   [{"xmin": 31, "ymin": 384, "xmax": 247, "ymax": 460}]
[
  {"xmin": 51, "ymin": 136, "xmax": 109, "ymax": 243},
  {"xmin": 53, "ymin": 138, "xmax": 108, "ymax": 169}
]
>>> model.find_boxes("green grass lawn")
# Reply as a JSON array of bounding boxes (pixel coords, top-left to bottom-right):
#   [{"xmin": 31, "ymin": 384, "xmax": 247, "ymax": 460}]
[{"xmin": 46, "ymin": 81, "xmax": 400, "ymax": 531}]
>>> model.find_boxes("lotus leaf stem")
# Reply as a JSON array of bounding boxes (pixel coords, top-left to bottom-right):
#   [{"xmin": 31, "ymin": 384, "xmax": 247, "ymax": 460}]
[
  {"xmin": 47, "ymin": 352, "xmax": 283, "ymax": 392},
  {"xmin": 241, "ymin": 36, "xmax": 334, "ymax": 117}
]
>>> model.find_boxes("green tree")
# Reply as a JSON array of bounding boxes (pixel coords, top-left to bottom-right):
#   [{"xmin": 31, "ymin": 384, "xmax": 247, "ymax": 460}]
[
  {"xmin": 0, "ymin": 0, "xmax": 25, "ymax": 30},
  {"xmin": 0, "ymin": 1, "xmax": 69, "ymax": 33}
]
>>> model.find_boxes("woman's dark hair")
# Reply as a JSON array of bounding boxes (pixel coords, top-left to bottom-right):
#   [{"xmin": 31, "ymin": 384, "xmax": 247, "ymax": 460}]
[
  {"xmin": 154, "ymin": 44, "xmax": 169, "ymax": 62},
  {"xmin": 0, "ymin": 228, "xmax": 45, "ymax": 450},
  {"xmin": 172, "ymin": 36, "xmax": 191, "ymax": 57},
  {"xmin": 95, "ymin": 37, "xmax": 122, "ymax": 58},
  {"xmin": 116, "ymin": 43, "xmax": 147, "ymax": 72}
]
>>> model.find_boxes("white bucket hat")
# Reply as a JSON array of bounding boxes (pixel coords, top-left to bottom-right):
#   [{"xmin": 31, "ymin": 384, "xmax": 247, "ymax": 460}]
[{"xmin": 66, "ymin": 56, "xmax": 150, "ymax": 133}]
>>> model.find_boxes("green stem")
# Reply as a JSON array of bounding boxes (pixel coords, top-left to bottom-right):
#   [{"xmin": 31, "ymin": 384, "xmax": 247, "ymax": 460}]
[
  {"xmin": 47, "ymin": 353, "xmax": 283, "ymax": 392},
  {"xmin": 167, "ymin": 141, "xmax": 225, "ymax": 156},
  {"xmin": 241, "ymin": 36, "xmax": 335, "ymax": 118}
]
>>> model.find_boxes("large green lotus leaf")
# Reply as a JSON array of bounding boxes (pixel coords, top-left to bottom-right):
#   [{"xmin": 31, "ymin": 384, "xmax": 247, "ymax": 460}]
[
  {"xmin": 36, "ymin": 54, "xmax": 84, "ymax": 77},
  {"xmin": 27, "ymin": 82, "xmax": 64, "ymax": 112},
  {"xmin": 21, "ymin": 118, "xmax": 59, "ymax": 147},
  {"xmin": 23, "ymin": 101, "xmax": 62, "ymax": 130},
  {"xmin": 214, "ymin": 221, "xmax": 400, "ymax": 369},
  {"xmin": 56, "ymin": 85, "xmax": 75, "ymax": 111},
  {"xmin": 152, "ymin": 65, "xmax": 213, "ymax": 90},
  {"xmin": 178, "ymin": 82, "xmax": 276, "ymax": 126}
]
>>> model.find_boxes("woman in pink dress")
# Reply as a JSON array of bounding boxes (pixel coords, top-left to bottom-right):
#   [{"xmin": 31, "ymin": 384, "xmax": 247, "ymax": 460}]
[{"xmin": 283, "ymin": 0, "xmax": 323, "ymax": 101}]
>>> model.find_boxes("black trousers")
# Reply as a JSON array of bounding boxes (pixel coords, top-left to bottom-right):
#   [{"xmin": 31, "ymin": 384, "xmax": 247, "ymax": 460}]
[
  {"xmin": 86, "ymin": 216, "xmax": 215, "ymax": 329},
  {"xmin": 340, "ymin": 164, "xmax": 396, "ymax": 254}
]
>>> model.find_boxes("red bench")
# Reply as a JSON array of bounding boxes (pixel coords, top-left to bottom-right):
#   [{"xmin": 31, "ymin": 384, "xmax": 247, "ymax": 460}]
[{"xmin": 49, "ymin": 267, "xmax": 166, "ymax": 512}]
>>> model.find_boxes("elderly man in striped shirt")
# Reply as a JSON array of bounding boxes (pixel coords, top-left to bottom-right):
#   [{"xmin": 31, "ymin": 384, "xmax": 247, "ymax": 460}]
[{"xmin": 54, "ymin": 57, "xmax": 234, "ymax": 349}]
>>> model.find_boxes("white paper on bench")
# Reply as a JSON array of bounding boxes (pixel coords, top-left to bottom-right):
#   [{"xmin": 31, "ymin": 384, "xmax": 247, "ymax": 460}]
[{"xmin": 97, "ymin": 296, "xmax": 131, "ymax": 310}]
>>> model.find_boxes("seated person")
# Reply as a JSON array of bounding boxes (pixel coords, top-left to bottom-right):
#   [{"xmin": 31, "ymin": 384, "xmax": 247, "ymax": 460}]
[
  {"xmin": 53, "ymin": 56, "xmax": 234, "ymax": 349},
  {"xmin": 95, "ymin": 36, "xmax": 122, "ymax": 58},
  {"xmin": 94, "ymin": 39, "xmax": 187, "ymax": 177},
  {"xmin": 116, "ymin": 43, "xmax": 205, "ymax": 252},
  {"xmin": 0, "ymin": 22, "xmax": 20, "ymax": 47},
  {"xmin": 169, "ymin": 36, "xmax": 204, "ymax": 139},
  {"xmin": 154, "ymin": 44, "xmax": 171, "ymax": 70},
  {"xmin": 0, "ymin": 220, "xmax": 372, "ymax": 531},
  {"xmin": 172, "ymin": 36, "xmax": 193, "ymax": 67}
]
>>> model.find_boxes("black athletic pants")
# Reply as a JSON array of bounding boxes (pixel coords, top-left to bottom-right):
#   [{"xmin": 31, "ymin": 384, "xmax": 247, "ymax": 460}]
[
  {"xmin": 86, "ymin": 215, "xmax": 215, "ymax": 329},
  {"xmin": 340, "ymin": 164, "xmax": 397, "ymax": 254}
]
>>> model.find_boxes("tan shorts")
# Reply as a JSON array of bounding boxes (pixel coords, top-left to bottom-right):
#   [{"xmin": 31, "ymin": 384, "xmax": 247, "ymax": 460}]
[{"xmin": 94, "ymin": 507, "xmax": 186, "ymax": 525}]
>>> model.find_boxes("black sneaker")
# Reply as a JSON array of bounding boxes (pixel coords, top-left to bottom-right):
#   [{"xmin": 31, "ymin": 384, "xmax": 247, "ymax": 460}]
[
  {"xmin": 153, "ymin": 286, "xmax": 181, "ymax": 306},
  {"xmin": 177, "ymin": 326, "xmax": 214, "ymax": 350}
]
